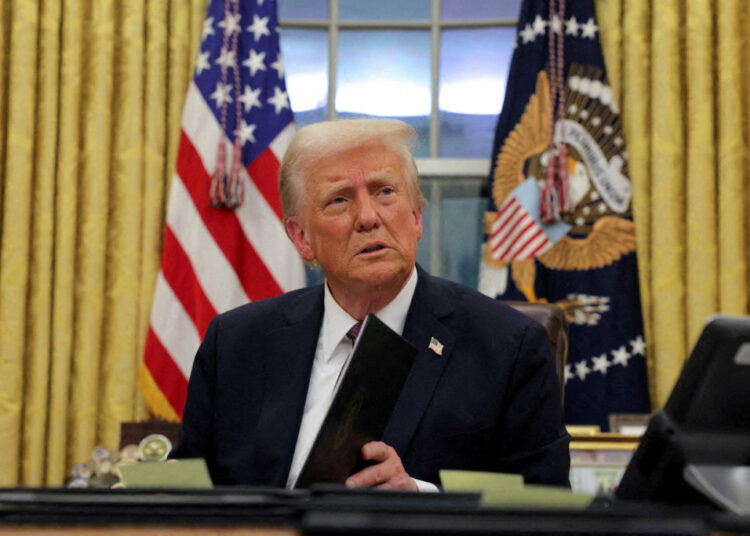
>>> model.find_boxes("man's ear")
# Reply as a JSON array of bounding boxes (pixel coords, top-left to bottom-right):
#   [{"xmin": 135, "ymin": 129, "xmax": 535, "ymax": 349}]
[
  {"xmin": 413, "ymin": 206, "xmax": 423, "ymax": 240},
  {"xmin": 286, "ymin": 217, "xmax": 316, "ymax": 262}
]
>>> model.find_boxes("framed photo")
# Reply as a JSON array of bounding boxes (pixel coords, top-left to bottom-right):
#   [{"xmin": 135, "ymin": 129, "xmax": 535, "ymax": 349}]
[{"xmin": 568, "ymin": 430, "xmax": 640, "ymax": 496}]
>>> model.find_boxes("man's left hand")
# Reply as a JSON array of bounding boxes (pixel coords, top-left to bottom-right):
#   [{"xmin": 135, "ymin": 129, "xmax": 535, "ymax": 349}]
[{"xmin": 345, "ymin": 441, "xmax": 417, "ymax": 490}]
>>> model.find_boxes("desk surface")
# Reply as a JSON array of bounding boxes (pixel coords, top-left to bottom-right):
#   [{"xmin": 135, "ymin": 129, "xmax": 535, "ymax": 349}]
[{"xmin": 0, "ymin": 487, "xmax": 747, "ymax": 536}]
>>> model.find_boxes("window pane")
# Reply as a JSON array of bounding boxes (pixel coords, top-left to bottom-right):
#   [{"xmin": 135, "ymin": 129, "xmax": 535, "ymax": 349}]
[
  {"xmin": 337, "ymin": 30, "xmax": 430, "ymax": 156},
  {"xmin": 278, "ymin": 0, "xmax": 328, "ymax": 19},
  {"xmin": 440, "ymin": 196, "xmax": 487, "ymax": 288},
  {"xmin": 439, "ymin": 27, "xmax": 514, "ymax": 157},
  {"xmin": 339, "ymin": 0, "xmax": 430, "ymax": 20},
  {"xmin": 441, "ymin": 0, "xmax": 521, "ymax": 19},
  {"xmin": 280, "ymin": 28, "xmax": 328, "ymax": 127}
]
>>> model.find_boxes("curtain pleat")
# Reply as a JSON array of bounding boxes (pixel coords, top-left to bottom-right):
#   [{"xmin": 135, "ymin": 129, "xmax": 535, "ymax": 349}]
[
  {"xmin": 716, "ymin": 0, "xmax": 747, "ymax": 315},
  {"xmin": 0, "ymin": 2, "xmax": 39, "ymax": 487},
  {"xmin": 47, "ymin": 0, "xmax": 83, "ymax": 486},
  {"xmin": 684, "ymin": 0, "xmax": 717, "ymax": 355},
  {"xmin": 22, "ymin": 0, "xmax": 61, "ymax": 486}
]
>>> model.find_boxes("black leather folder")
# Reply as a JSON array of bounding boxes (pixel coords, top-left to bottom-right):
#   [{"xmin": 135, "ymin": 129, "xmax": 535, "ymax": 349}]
[{"xmin": 295, "ymin": 313, "xmax": 417, "ymax": 488}]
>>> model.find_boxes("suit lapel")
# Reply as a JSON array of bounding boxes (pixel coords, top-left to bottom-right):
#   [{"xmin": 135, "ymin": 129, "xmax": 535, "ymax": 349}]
[
  {"xmin": 382, "ymin": 267, "xmax": 455, "ymax": 457},
  {"xmin": 252, "ymin": 287, "xmax": 324, "ymax": 487}
]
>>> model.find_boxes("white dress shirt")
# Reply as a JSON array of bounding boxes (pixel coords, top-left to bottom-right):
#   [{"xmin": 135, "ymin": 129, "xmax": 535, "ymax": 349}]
[{"xmin": 286, "ymin": 267, "xmax": 435, "ymax": 491}]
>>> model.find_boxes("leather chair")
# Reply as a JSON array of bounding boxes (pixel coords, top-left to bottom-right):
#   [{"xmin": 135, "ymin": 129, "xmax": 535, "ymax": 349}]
[{"xmin": 504, "ymin": 301, "xmax": 569, "ymax": 402}]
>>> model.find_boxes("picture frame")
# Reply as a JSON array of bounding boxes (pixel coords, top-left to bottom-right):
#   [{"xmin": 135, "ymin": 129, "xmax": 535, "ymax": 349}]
[{"xmin": 568, "ymin": 428, "xmax": 641, "ymax": 496}]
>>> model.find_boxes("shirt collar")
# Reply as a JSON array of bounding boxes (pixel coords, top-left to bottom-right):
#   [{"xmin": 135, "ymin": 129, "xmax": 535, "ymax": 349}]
[{"xmin": 320, "ymin": 267, "xmax": 418, "ymax": 363}]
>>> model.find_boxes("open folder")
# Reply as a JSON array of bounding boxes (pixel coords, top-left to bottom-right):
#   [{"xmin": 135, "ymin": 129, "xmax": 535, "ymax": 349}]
[{"xmin": 295, "ymin": 313, "xmax": 417, "ymax": 488}]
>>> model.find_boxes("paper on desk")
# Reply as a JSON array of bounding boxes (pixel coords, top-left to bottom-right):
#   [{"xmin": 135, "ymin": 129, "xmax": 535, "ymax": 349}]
[
  {"xmin": 119, "ymin": 458, "xmax": 213, "ymax": 489},
  {"xmin": 440, "ymin": 470, "xmax": 592, "ymax": 510}
]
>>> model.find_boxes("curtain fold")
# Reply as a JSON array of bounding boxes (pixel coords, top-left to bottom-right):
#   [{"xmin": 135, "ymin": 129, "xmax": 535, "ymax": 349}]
[
  {"xmin": 0, "ymin": 0, "xmax": 207, "ymax": 486},
  {"xmin": 597, "ymin": 0, "xmax": 750, "ymax": 408}
]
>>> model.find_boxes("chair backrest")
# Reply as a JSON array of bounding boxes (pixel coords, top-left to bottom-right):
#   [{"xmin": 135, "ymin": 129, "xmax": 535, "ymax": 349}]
[{"xmin": 504, "ymin": 301, "xmax": 568, "ymax": 402}]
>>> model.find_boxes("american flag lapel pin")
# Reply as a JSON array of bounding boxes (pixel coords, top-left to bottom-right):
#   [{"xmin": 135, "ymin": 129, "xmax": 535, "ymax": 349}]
[{"xmin": 428, "ymin": 337, "xmax": 444, "ymax": 356}]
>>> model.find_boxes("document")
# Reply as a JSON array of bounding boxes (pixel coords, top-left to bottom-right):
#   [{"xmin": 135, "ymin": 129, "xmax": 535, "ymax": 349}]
[
  {"xmin": 295, "ymin": 314, "xmax": 417, "ymax": 488},
  {"xmin": 441, "ymin": 470, "xmax": 593, "ymax": 510}
]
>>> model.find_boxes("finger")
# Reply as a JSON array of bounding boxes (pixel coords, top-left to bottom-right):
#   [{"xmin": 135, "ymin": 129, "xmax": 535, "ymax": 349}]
[
  {"xmin": 345, "ymin": 461, "xmax": 390, "ymax": 488},
  {"xmin": 360, "ymin": 441, "xmax": 390, "ymax": 462}
]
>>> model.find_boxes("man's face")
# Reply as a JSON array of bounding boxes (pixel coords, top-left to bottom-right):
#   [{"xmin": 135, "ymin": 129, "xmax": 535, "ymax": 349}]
[{"xmin": 286, "ymin": 142, "xmax": 423, "ymax": 296}]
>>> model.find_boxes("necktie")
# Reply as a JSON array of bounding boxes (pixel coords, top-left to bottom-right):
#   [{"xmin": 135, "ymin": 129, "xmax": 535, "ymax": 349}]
[{"xmin": 333, "ymin": 321, "xmax": 362, "ymax": 391}]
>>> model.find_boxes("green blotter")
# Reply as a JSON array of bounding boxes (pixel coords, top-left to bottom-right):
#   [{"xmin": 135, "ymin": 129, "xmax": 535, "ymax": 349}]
[
  {"xmin": 440, "ymin": 470, "xmax": 592, "ymax": 510},
  {"xmin": 119, "ymin": 458, "xmax": 213, "ymax": 489}
]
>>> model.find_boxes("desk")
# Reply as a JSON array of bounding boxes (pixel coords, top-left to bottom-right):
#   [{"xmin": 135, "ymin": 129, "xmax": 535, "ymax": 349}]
[{"xmin": 1, "ymin": 488, "xmax": 748, "ymax": 535}]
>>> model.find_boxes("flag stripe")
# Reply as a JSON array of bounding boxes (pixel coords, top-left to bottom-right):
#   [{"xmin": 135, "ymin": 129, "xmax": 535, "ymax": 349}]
[
  {"xmin": 490, "ymin": 201, "xmax": 524, "ymax": 249},
  {"xmin": 496, "ymin": 217, "xmax": 536, "ymax": 259},
  {"xmin": 144, "ymin": 328, "xmax": 188, "ymax": 419},
  {"xmin": 149, "ymin": 273, "xmax": 202, "ymax": 378},
  {"xmin": 166, "ymin": 173, "xmax": 250, "ymax": 312},
  {"xmin": 176, "ymin": 131, "xmax": 284, "ymax": 301},
  {"xmin": 160, "ymin": 225, "xmax": 218, "ymax": 338},
  {"xmin": 492, "ymin": 208, "xmax": 531, "ymax": 254},
  {"xmin": 247, "ymin": 147, "xmax": 283, "ymax": 220}
]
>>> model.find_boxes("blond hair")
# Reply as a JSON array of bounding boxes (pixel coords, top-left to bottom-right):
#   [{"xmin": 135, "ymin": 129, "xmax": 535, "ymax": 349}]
[{"xmin": 279, "ymin": 118, "xmax": 426, "ymax": 222}]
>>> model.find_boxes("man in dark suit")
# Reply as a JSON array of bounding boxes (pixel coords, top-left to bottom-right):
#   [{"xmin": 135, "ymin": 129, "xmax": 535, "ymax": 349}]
[{"xmin": 172, "ymin": 119, "xmax": 569, "ymax": 490}]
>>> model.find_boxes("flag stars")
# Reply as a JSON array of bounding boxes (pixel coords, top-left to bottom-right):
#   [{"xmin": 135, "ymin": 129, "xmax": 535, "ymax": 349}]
[
  {"xmin": 520, "ymin": 23, "xmax": 536, "ymax": 44},
  {"xmin": 215, "ymin": 47, "xmax": 236, "ymax": 69},
  {"xmin": 210, "ymin": 82, "xmax": 232, "ymax": 107},
  {"xmin": 267, "ymin": 86, "xmax": 289, "ymax": 113},
  {"xmin": 243, "ymin": 49, "xmax": 267, "ymax": 75},
  {"xmin": 611, "ymin": 346, "xmax": 632, "ymax": 367},
  {"xmin": 218, "ymin": 12, "xmax": 242, "ymax": 35},
  {"xmin": 565, "ymin": 15, "xmax": 580, "ymax": 36},
  {"xmin": 202, "ymin": 16, "xmax": 215, "ymax": 41},
  {"xmin": 532, "ymin": 15, "xmax": 547, "ymax": 36},
  {"xmin": 575, "ymin": 360, "xmax": 592, "ymax": 381},
  {"xmin": 247, "ymin": 14, "xmax": 271, "ymax": 41},
  {"xmin": 235, "ymin": 120, "xmax": 257, "ymax": 145},
  {"xmin": 630, "ymin": 335, "xmax": 646, "ymax": 356},
  {"xmin": 239, "ymin": 85, "xmax": 262, "ymax": 112},
  {"xmin": 195, "ymin": 51, "xmax": 211, "ymax": 75},
  {"xmin": 581, "ymin": 17, "xmax": 599, "ymax": 39},
  {"xmin": 592, "ymin": 353, "xmax": 611, "ymax": 375}
]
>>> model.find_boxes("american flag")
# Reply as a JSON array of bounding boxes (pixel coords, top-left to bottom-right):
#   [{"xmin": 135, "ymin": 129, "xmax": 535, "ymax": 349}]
[{"xmin": 140, "ymin": 0, "xmax": 306, "ymax": 420}]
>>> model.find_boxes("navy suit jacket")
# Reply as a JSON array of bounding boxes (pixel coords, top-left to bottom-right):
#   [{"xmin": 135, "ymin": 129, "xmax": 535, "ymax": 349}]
[{"xmin": 172, "ymin": 266, "xmax": 570, "ymax": 487}]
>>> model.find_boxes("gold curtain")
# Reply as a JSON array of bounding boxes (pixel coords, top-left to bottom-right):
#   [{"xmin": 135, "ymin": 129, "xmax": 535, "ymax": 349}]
[
  {"xmin": 0, "ymin": 0, "xmax": 207, "ymax": 486},
  {"xmin": 597, "ymin": 0, "xmax": 750, "ymax": 408}
]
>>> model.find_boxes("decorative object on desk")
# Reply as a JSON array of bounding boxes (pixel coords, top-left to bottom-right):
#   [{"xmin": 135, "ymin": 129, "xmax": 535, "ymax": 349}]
[
  {"xmin": 67, "ymin": 436, "xmax": 175, "ymax": 488},
  {"xmin": 138, "ymin": 433, "xmax": 172, "ymax": 462},
  {"xmin": 568, "ymin": 431, "xmax": 640, "ymax": 496}
]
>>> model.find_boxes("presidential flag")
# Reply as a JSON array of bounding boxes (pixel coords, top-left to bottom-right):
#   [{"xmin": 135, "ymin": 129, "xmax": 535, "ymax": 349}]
[
  {"xmin": 479, "ymin": 0, "xmax": 650, "ymax": 429},
  {"xmin": 140, "ymin": 0, "xmax": 306, "ymax": 420}
]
